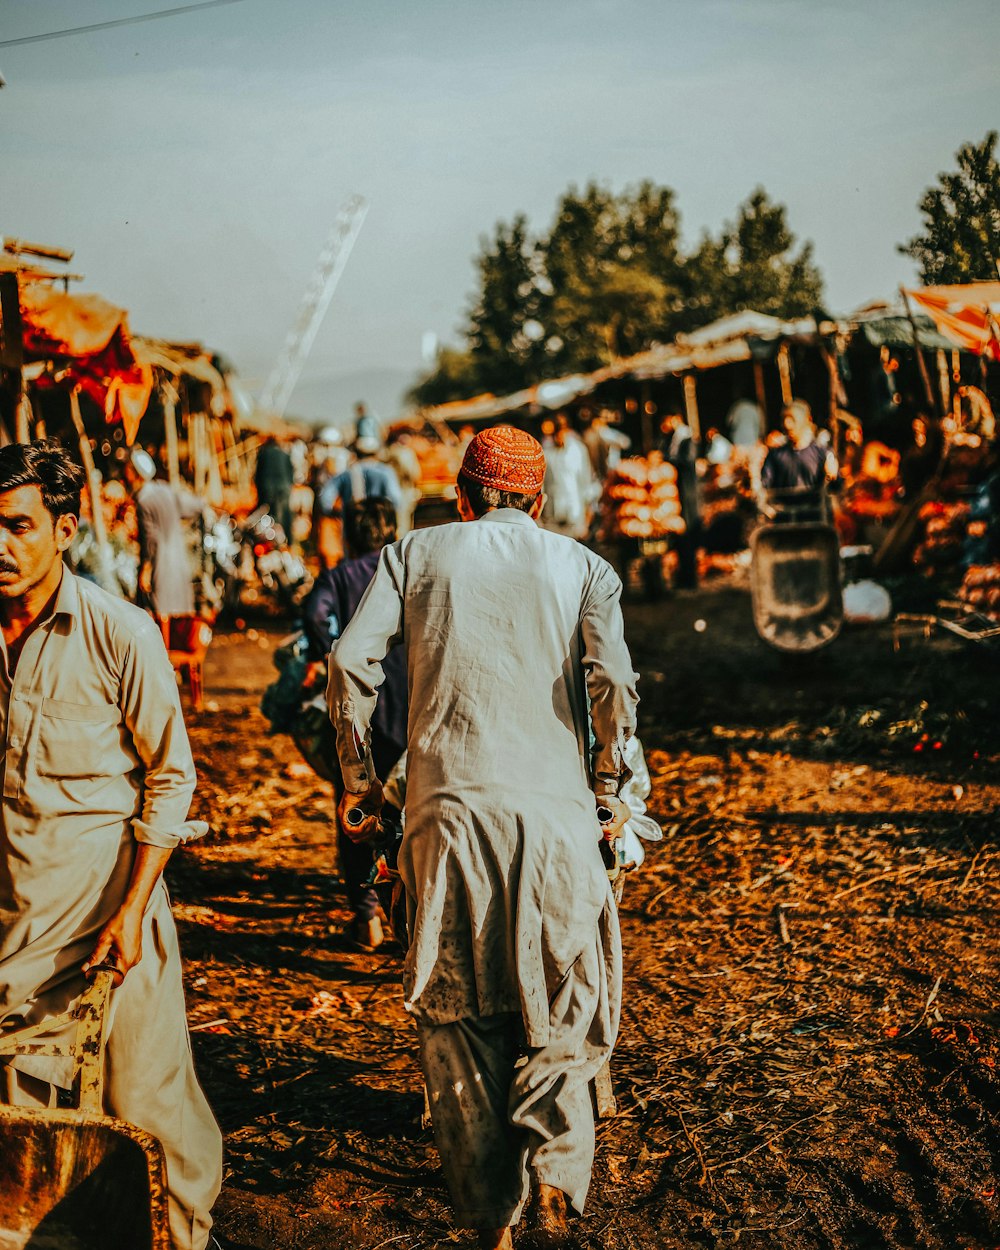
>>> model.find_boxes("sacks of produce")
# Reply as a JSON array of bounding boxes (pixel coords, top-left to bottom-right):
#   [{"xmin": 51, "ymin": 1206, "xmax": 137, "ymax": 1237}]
[{"xmin": 600, "ymin": 454, "xmax": 685, "ymax": 540}]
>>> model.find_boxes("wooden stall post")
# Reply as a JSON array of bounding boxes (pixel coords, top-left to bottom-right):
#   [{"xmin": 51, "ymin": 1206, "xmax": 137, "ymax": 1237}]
[
  {"xmin": 14, "ymin": 391, "xmax": 31, "ymax": 443},
  {"xmin": 682, "ymin": 374, "xmax": 701, "ymax": 442},
  {"xmin": 162, "ymin": 379, "xmax": 181, "ymax": 488},
  {"xmin": 936, "ymin": 350, "xmax": 950, "ymax": 417},
  {"xmin": 752, "ymin": 359, "xmax": 768, "ymax": 435},
  {"xmin": 777, "ymin": 342, "xmax": 793, "ymax": 406},
  {"xmin": 68, "ymin": 386, "xmax": 116, "ymax": 591},
  {"xmin": 899, "ymin": 286, "xmax": 939, "ymax": 416}
]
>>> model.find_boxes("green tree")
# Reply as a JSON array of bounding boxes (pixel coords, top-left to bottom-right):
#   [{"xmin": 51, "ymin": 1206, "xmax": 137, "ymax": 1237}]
[
  {"xmin": 410, "ymin": 181, "xmax": 824, "ymax": 403},
  {"xmin": 465, "ymin": 214, "xmax": 549, "ymax": 394},
  {"xmin": 687, "ymin": 188, "xmax": 823, "ymax": 324},
  {"xmin": 542, "ymin": 181, "xmax": 685, "ymax": 369},
  {"xmin": 901, "ymin": 131, "xmax": 1000, "ymax": 284}
]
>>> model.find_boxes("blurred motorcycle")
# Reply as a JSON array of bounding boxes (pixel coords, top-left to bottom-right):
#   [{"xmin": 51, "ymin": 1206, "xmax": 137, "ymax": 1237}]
[{"xmin": 200, "ymin": 506, "xmax": 310, "ymax": 617}]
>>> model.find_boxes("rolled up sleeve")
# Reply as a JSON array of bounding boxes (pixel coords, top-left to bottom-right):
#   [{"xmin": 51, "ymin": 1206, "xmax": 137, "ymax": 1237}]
[
  {"xmin": 581, "ymin": 563, "xmax": 639, "ymax": 798},
  {"xmin": 119, "ymin": 619, "xmax": 208, "ymax": 848},
  {"xmin": 327, "ymin": 543, "xmax": 405, "ymax": 793}
]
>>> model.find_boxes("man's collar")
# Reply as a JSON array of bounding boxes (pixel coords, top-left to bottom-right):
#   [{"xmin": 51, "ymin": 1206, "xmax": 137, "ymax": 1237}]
[
  {"xmin": 52, "ymin": 566, "xmax": 80, "ymax": 622},
  {"xmin": 474, "ymin": 508, "xmax": 537, "ymax": 527}
]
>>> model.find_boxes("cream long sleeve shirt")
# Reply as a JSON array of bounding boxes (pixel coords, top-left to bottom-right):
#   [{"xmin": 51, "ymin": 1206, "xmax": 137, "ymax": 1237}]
[
  {"xmin": 328, "ymin": 510, "xmax": 639, "ymax": 1044},
  {"xmin": 0, "ymin": 569, "xmax": 206, "ymax": 1045}
]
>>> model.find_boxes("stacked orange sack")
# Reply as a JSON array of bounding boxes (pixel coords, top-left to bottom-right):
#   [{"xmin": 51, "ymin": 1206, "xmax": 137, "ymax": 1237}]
[
  {"xmin": 958, "ymin": 564, "xmax": 1000, "ymax": 619},
  {"xmin": 601, "ymin": 456, "xmax": 685, "ymax": 540}
]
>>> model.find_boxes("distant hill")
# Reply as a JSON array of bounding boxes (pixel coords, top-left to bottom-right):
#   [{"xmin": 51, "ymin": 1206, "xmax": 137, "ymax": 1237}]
[{"xmin": 285, "ymin": 366, "xmax": 419, "ymax": 430}]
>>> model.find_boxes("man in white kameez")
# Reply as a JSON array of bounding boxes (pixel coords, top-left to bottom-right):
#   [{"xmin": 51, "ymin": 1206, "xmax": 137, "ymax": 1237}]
[
  {"xmin": 328, "ymin": 425, "xmax": 638, "ymax": 1250},
  {"xmin": 0, "ymin": 441, "xmax": 222, "ymax": 1250}
]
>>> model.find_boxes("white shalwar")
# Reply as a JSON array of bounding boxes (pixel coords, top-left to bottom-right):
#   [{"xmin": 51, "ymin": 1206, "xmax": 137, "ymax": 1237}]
[
  {"xmin": 328, "ymin": 509, "xmax": 638, "ymax": 1227},
  {"xmin": 0, "ymin": 571, "xmax": 222, "ymax": 1250}
]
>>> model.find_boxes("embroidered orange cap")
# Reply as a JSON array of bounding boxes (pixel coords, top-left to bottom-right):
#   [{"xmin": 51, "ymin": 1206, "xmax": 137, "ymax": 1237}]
[{"xmin": 460, "ymin": 425, "xmax": 546, "ymax": 494}]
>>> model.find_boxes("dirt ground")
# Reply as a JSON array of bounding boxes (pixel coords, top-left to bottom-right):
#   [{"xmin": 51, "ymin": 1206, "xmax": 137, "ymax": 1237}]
[{"xmin": 169, "ymin": 578, "xmax": 1000, "ymax": 1250}]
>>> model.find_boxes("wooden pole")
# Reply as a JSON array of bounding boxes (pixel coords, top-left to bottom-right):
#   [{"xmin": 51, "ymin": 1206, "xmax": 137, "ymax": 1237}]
[
  {"xmin": 777, "ymin": 343, "xmax": 793, "ymax": 406},
  {"xmin": 752, "ymin": 359, "xmax": 768, "ymax": 435},
  {"xmin": 899, "ymin": 286, "xmax": 938, "ymax": 415},
  {"xmin": 936, "ymin": 349, "xmax": 950, "ymax": 417},
  {"xmin": 68, "ymin": 387, "xmax": 116, "ymax": 592},
  {"xmin": 162, "ymin": 379, "xmax": 181, "ymax": 488},
  {"xmin": 682, "ymin": 374, "xmax": 701, "ymax": 442},
  {"xmin": 14, "ymin": 388, "xmax": 31, "ymax": 443},
  {"xmin": 822, "ymin": 344, "xmax": 841, "ymax": 460}
]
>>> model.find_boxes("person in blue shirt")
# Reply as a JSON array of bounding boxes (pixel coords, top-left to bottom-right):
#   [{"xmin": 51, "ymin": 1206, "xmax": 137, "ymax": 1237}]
[
  {"xmin": 302, "ymin": 496, "xmax": 406, "ymax": 949},
  {"xmin": 316, "ymin": 417, "xmax": 402, "ymax": 567}
]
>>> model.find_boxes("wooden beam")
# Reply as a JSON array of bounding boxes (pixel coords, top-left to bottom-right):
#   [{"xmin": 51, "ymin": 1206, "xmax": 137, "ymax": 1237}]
[
  {"xmin": 683, "ymin": 374, "xmax": 701, "ymax": 442},
  {"xmin": 899, "ymin": 286, "xmax": 938, "ymax": 415}
]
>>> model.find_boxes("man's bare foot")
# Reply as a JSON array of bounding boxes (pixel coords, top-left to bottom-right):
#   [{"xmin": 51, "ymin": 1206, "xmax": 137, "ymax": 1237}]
[
  {"xmin": 475, "ymin": 1227, "xmax": 513, "ymax": 1250},
  {"xmin": 521, "ymin": 1183, "xmax": 572, "ymax": 1247}
]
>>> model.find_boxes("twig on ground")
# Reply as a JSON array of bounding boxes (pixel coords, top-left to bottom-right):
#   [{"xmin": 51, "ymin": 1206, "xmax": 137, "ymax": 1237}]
[
  {"xmin": 677, "ymin": 1108, "xmax": 710, "ymax": 1186},
  {"xmin": 704, "ymin": 1106, "xmax": 836, "ymax": 1174},
  {"xmin": 831, "ymin": 860, "xmax": 939, "ymax": 902},
  {"xmin": 960, "ymin": 845, "xmax": 988, "ymax": 891}
]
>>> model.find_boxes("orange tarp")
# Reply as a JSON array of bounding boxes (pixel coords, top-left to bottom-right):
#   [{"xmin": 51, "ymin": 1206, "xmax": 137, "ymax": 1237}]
[
  {"xmin": 18, "ymin": 283, "xmax": 152, "ymax": 443},
  {"xmin": 905, "ymin": 283, "xmax": 1000, "ymax": 358}
]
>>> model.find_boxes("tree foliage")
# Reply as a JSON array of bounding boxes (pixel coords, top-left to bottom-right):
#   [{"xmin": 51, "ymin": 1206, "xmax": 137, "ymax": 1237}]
[
  {"xmin": 900, "ymin": 131, "xmax": 1000, "ymax": 284},
  {"xmin": 410, "ymin": 181, "xmax": 824, "ymax": 405}
]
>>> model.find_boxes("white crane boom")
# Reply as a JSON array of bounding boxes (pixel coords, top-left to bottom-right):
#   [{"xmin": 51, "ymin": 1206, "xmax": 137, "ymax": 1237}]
[{"xmin": 258, "ymin": 194, "xmax": 368, "ymax": 419}]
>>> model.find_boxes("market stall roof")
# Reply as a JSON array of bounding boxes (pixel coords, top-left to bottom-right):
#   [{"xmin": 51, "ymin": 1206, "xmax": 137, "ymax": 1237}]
[
  {"xmin": 904, "ymin": 283, "xmax": 1000, "ymax": 356},
  {"xmin": 421, "ymin": 309, "xmax": 819, "ymax": 424},
  {"xmin": 18, "ymin": 281, "xmax": 152, "ymax": 442}
]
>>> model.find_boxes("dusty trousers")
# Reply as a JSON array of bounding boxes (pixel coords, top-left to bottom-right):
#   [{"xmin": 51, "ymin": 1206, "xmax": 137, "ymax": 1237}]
[
  {"xmin": 0, "ymin": 902, "xmax": 223, "ymax": 1250},
  {"xmin": 417, "ymin": 920, "xmax": 619, "ymax": 1230}
]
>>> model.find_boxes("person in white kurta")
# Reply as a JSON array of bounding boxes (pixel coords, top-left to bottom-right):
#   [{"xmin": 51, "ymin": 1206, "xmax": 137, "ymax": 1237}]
[
  {"xmin": 328, "ymin": 426, "xmax": 638, "ymax": 1248},
  {"xmin": 0, "ymin": 442, "xmax": 222, "ymax": 1250}
]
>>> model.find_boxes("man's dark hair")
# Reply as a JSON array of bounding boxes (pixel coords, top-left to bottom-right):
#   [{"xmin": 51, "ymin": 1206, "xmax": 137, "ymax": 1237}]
[
  {"xmin": 0, "ymin": 440, "xmax": 85, "ymax": 519},
  {"xmin": 344, "ymin": 495, "xmax": 398, "ymax": 555},
  {"xmin": 458, "ymin": 472, "xmax": 539, "ymax": 517}
]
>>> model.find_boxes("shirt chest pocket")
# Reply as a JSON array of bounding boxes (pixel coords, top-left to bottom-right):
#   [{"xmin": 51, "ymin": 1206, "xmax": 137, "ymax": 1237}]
[{"xmin": 36, "ymin": 698, "xmax": 122, "ymax": 779}]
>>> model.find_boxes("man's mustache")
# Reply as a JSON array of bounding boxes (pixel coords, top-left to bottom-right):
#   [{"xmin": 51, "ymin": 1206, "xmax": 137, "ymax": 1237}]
[{"xmin": 0, "ymin": 562, "xmax": 19, "ymax": 575}]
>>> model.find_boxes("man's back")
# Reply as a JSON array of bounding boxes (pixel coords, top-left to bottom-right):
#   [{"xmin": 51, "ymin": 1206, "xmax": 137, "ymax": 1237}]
[{"xmin": 398, "ymin": 511, "xmax": 618, "ymax": 801}]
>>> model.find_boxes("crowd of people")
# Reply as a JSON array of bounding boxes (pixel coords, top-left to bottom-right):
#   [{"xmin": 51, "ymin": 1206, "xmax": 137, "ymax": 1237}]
[{"xmin": 1, "ymin": 371, "xmax": 995, "ymax": 1250}]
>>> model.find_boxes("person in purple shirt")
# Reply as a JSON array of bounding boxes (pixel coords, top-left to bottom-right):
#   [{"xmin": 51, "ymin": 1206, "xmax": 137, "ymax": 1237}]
[
  {"xmin": 760, "ymin": 400, "xmax": 839, "ymax": 492},
  {"xmin": 302, "ymin": 497, "xmax": 407, "ymax": 949}
]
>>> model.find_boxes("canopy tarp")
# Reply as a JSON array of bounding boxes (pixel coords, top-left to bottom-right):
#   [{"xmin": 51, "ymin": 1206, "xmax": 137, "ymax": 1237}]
[
  {"xmin": 856, "ymin": 313, "xmax": 959, "ymax": 352},
  {"xmin": 905, "ymin": 283, "xmax": 1000, "ymax": 357},
  {"xmin": 18, "ymin": 282, "xmax": 152, "ymax": 443}
]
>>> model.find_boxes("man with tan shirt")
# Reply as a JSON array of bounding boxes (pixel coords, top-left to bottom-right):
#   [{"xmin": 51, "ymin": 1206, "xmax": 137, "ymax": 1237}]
[{"xmin": 0, "ymin": 441, "xmax": 222, "ymax": 1250}]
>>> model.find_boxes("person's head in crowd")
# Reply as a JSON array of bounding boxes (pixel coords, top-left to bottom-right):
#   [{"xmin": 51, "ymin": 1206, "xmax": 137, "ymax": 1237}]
[
  {"xmin": 123, "ymin": 447, "xmax": 157, "ymax": 492},
  {"xmin": 353, "ymin": 414, "xmax": 382, "ymax": 457},
  {"xmin": 660, "ymin": 412, "xmax": 684, "ymax": 435},
  {"xmin": 455, "ymin": 425, "xmax": 546, "ymax": 521},
  {"xmin": 344, "ymin": 496, "xmax": 397, "ymax": 558},
  {"xmin": 0, "ymin": 440, "xmax": 85, "ymax": 601},
  {"xmin": 554, "ymin": 411, "xmax": 573, "ymax": 446},
  {"xmin": 782, "ymin": 400, "xmax": 817, "ymax": 448}
]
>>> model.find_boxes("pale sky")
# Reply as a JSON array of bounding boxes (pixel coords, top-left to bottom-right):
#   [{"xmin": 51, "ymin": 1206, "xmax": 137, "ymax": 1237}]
[{"xmin": 1, "ymin": 0, "xmax": 998, "ymax": 421}]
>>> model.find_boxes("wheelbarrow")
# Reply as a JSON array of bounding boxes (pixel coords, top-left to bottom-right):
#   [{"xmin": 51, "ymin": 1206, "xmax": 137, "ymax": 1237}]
[
  {"xmin": 750, "ymin": 488, "xmax": 843, "ymax": 653},
  {"xmin": 0, "ymin": 969, "xmax": 170, "ymax": 1250}
]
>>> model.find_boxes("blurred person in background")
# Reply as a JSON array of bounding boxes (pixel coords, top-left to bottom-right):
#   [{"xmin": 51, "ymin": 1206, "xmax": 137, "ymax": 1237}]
[
  {"xmin": 542, "ymin": 411, "xmax": 597, "ymax": 539},
  {"xmin": 659, "ymin": 412, "xmax": 701, "ymax": 589},
  {"xmin": 302, "ymin": 497, "xmax": 406, "ymax": 950},
  {"xmin": 582, "ymin": 407, "xmax": 631, "ymax": 481},
  {"xmin": 316, "ymin": 415, "xmax": 401, "ymax": 568},
  {"xmin": 124, "ymin": 448, "xmax": 197, "ymax": 616},
  {"xmin": 760, "ymin": 400, "xmax": 838, "ymax": 493},
  {"xmin": 254, "ymin": 435, "xmax": 295, "ymax": 539},
  {"xmin": 385, "ymin": 429, "xmax": 423, "ymax": 535}
]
